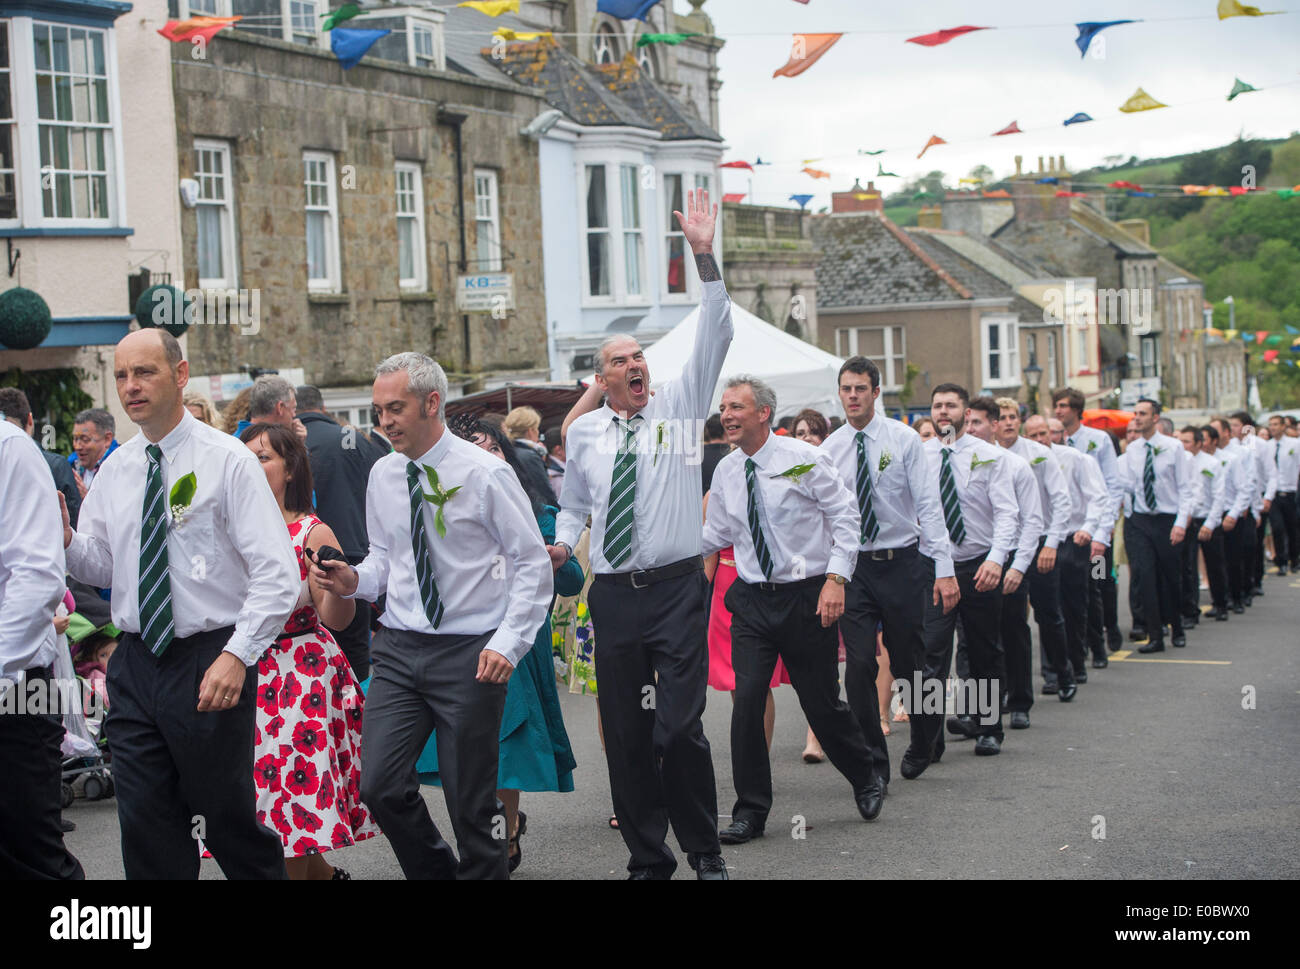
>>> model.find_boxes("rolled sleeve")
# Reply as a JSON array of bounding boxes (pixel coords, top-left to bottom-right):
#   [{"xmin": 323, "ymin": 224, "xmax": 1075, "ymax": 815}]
[{"xmin": 481, "ymin": 470, "xmax": 553, "ymax": 669}]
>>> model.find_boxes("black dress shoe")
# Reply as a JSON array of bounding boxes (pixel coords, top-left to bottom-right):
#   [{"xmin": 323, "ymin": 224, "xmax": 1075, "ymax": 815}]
[
  {"xmin": 1183, "ymin": 614, "xmax": 1199, "ymax": 627},
  {"xmin": 1137, "ymin": 641, "xmax": 1165, "ymax": 653},
  {"xmin": 1172, "ymin": 634, "xmax": 1187, "ymax": 648},
  {"xmin": 627, "ymin": 868, "xmax": 670, "ymax": 880},
  {"xmin": 1204, "ymin": 606, "xmax": 1224, "ymax": 619},
  {"xmin": 974, "ymin": 735, "xmax": 1001, "ymax": 756},
  {"xmin": 946, "ymin": 715, "xmax": 979, "ymax": 739},
  {"xmin": 855, "ymin": 780, "xmax": 884, "ymax": 821},
  {"xmin": 1216, "ymin": 610, "xmax": 1230, "ymax": 621},
  {"xmin": 1092, "ymin": 656, "xmax": 1108, "ymax": 669},
  {"xmin": 718, "ymin": 819, "xmax": 764, "ymax": 845},
  {"xmin": 900, "ymin": 750, "xmax": 931, "ymax": 779},
  {"xmin": 1278, "ymin": 566, "xmax": 1289, "ymax": 576},
  {"xmin": 1058, "ymin": 683, "xmax": 1078, "ymax": 702},
  {"xmin": 1232, "ymin": 602, "xmax": 1245, "ymax": 614},
  {"xmin": 689, "ymin": 853, "xmax": 729, "ymax": 880},
  {"xmin": 1010, "ymin": 712, "xmax": 1030, "ymax": 729},
  {"xmin": 879, "ymin": 778, "xmax": 889, "ymax": 798},
  {"xmin": 1041, "ymin": 681, "xmax": 1059, "ymax": 695},
  {"xmin": 59, "ymin": 817, "xmax": 76, "ymax": 832},
  {"xmin": 1074, "ymin": 669, "xmax": 1088, "ymax": 684},
  {"xmin": 1128, "ymin": 627, "xmax": 1147, "ymax": 642},
  {"xmin": 1250, "ymin": 585, "xmax": 1264, "ymax": 597}
]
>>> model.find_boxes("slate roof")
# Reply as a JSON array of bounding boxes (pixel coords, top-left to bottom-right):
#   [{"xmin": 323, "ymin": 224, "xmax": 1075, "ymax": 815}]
[
  {"xmin": 812, "ymin": 213, "xmax": 970, "ymax": 308},
  {"xmin": 589, "ymin": 56, "xmax": 720, "ymax": 141},
  {"xmin": 905, "ymin": 229, "xmax": 1017, "ymax": 300},
  {"xmin": 440, "ymin": 4, "xmax": 551, "ymax": 81},
  {"xmin": 1067, "ymin": 200, "xmax": 1157, "ymax": 255}
]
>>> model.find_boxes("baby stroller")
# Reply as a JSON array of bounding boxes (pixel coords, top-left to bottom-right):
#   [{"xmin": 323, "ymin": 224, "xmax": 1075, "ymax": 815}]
[{"xmin": 58, "ymin": 603, "xmax": 115, "ymax": 808}]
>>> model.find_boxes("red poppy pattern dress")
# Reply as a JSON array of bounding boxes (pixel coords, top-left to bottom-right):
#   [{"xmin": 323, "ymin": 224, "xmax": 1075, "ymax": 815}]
[{"xmin": 253, "ymin": 515, "xmax": 378, "ymax": 857}]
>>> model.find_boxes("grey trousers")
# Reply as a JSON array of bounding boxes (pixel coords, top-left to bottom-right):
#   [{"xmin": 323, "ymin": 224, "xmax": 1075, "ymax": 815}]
[{"xmin": 361, "ymin": 627, "xmax": 507, "ymax": 880}]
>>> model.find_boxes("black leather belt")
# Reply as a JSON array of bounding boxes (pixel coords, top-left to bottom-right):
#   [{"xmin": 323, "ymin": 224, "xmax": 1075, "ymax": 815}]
[
  {"xmin": 747, "ymin": 575, "xmax": 826, "ymax": 593},
  {"xmin": 595, "ymin": 556, "xmax": 703, "ymax": 589},
  {"xmin": 863, "ymin": 542, "xmax": 918, "ymax": 562}
]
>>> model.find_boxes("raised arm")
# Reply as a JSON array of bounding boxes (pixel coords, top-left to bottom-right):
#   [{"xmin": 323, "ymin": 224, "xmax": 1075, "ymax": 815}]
[
  {"xmin": 674, "ymin": 188, "xmax": 734, "ymax": 418},
  {"xmin": 561, "ymin": 380, "xmax": 605, "ymax": 446}
]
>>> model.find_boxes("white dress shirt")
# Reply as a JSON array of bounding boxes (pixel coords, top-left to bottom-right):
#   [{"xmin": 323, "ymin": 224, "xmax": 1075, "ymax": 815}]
[
  {"xmin": 1274, "ymin": 436, "xmax": 1300, "ymax": 494},
  {"xmin": 1005, "ymin": 436, "xmax": 1070, "ymax": 550},
  {"xmin": 998, "ymin": 448, "xmax": 1043, "ymax": 573},
  {"xmin": 352, "ymin": 430, "xmax": 553, "ymax": 668},
  {"xmin": 0, "ymin": 421, "xmax": 67, "ymax": 683},
  {"xmin": 66, "ymin": 409, "xmax": 300, "ymax": 666},
  {"xmin": 1211, "ymin": 446, "xmax": 1251, "ymax": 522},
  {"xmin": 702, "ymin": 432, "xmax": 859, "ymax": 585},
  {"xmin": 1066, "ymin": 422, "xmax": 1119, "ymax": 527},
  {"xmin": 822, "ymin": 412, "xmax": 954, "ymax": 578},
  {"xmin": 1247, "ymin": 433, "xmax": 1278, "ymax": 512},
  {"xmin": 921, "ymin": 433, "xmax": 1019, "ymax": 565},
  {"xmin": 1115, "ymin": 432, "xmax": 1198, "ymax": 527},
  {"xmin": 557, "ymin": 280, "xmax": 733, "ymax": 572},
  {"xmin": 1190, "ymin": 450, "xmax": 1227, "ymax": 530},
  {"xmin": 1053, "ymin": 443, "xmax": 1108, "ymax": 542},
  {"xmin": 1224, "ymin": 439, "xmax": 1259, "ymax": 519}
]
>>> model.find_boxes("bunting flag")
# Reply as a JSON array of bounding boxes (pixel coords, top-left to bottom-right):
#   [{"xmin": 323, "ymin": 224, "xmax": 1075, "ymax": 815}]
[
  {"xmin": 1119, "ymin": 87, "xmax": 1167, "ymax": 112},
  {"xmin": 802, "ymin": 158, "xmax": 823, "ymax": 164},
  {"xmin": 1225, "ymin": 329, "xmax": 1239, "ymax": 340},
  {"xmin": 789, "ymin": 194, "xmax": 814, "ymax": 208},
  {"xmin": 157, "ymin": 16, "xmax": 241, "ymax": 43},
  {"xmin": 913, "ymin": 191, "xmax": 937, "ymax": 201},
  {"xmin": 330, "ymin": 27, "xmax": 389, "ymax": 70},
  {"xmin": 854, "ymin": 192, "xmax": 881, "ymax": 200},
  {"xmin": 754, "ymin": 157, "xmax": 772, "ymax": 166},
  {"xmin": 1229, "ymin": 185, "xmax": 1252, "ymax": 196},
  {"xmin": 1205, "ymin": 327, "xmax": 1225, "ymax": 338},
  {"xmin": 1265, "ymin": 333, "xmax": 1285, "ymax": 346},
  {"xmin": 1218, "ymin": 0, "xmax": 1281, "ymax": 18},
  {"xmin": 1227, "ymin": 77, "xmax": 1258, "ymax": 100},
  {"xmin": 1110, "ymin": 180, "xmax": 1143, "ymax": 190},
  {"xmin": 993, "ymin": 120, "xmax": 1022, "ymax": 136},
  {"xmin": 1279, "ymin": 189, "xmax": 1300, "ymax": 199},
  {"xmin": 876, "ymin": 163, "xmax": 898, "ymax": 177},
  {"xmin": 1264, "ymin": 349, "xmax": 1279, "ymax": 362},
  {"xmin": 723, "ymin": 193, "xmax": 746, "ymax": 203},
  {"xmin": 1074, "ymin": 21, "xmax": 1136, "ymax": 57},
  {"xmin": 458, "ymin": 0, "xmax": 520, "ymax": 15},
  {"xmin": 1127, "ymin": 190, "xmax": 1156, "ymax": 197},
  {"xmin": 637, "ymin": 32, "xmax": 699, "ymax": 47},
  {"xmin": 1286, "ymin": 325, "xmax": 1299, "ymax": 335},
  {"xmin": 1292, "ymin": 336, "xmax": 1300, "ymax": 348},
  {"xmin": 1056, "ymin": 190, "xmax": 1088, "ymax": 197},
  {"xmin": 1256, "ymin": 330, "xmax": 1269, "ymax": 344},
  {"xmin": 494, "ymin": 28, "xmax": 552, "ymax": 41},
  {"xmin": 983, "ymin": 189, "xmax": 1010, "ymax": 198},
  {"xmin": 321, "ymin": 3, "xmax": 360, "ymax": 30},
  {"xmin": 1063, "ymin": 111, "xmax": 1093, "ymax": 125},
  {"xmin": 959, "ymin": 177, "xmax": 984, "ymax": 184},
  {"xmin": 773, "ymin": 33, "xmax": 843, "ymax": 78},
  {"xmin": 906, "ymin": 25, "xmax": 990, "ymax": 47},
  {"xmin": 858, "ymin": 149, "xmax": 886, "ymax": 155},
  {"xmin": 1037, "ymin": 176, "xmax": 1059, "ymax": 184},
  {"xmin": 598, "ymin": 0, "xmax": 659, "ymax": 19},
  {"xmin": 721, "ymin": 160, "xmax": 754, "ymax": 171},
  {"xmin": 1182, "ymin": 184, "xmax": 1209, "ymax": 194},
  {"xmin": 802, "ymin": 166, "xmax": 831, "ymax": 179},
  {"xmin": 917, "ymin": 134, "xmax": 946, "ymax": 158},
  {"xmin": 1200, "ymin": 186, "xmax": 1230, "ymax": 196}
]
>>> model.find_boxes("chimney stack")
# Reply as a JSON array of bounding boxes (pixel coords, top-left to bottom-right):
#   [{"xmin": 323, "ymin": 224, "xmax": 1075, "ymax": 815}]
[
  {"xmin": 1014, "ymin": 155, "xmax": 1023, "ymax": 176},
  {"xmin": 831, "ymin": 177, "xmax": 883, "ymax": 214}
]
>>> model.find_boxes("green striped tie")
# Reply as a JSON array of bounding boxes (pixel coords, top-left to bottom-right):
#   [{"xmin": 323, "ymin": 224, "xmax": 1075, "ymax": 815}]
[
  {"xmin": 603, "ymin": 416, "xmax": 640, "ymax": 568},
  {"xmin": 939, "ymin": 446, "xmax": 967, "ymax": 546},
  {"xmin": 855, "ymin": 431, "xmax": 880, "ymax": 544},
  {"xmin": 138, "ymin": 444, "xmax": 174, "ymax": 656},
  {"xmin": 407, "ymin": 462, "xmax": 444, "ymax": 628},
  {"xmin": 1143, "ymin": 443, "xmax": 1158, "ymax": 511},
  {"xmin": 745, "ymin": 458, "xmax": 775, "ymax": 580}
]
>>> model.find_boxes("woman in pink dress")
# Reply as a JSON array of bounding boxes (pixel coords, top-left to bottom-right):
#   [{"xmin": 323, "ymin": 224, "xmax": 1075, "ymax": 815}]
[{"xmin": 240, "ymin": 423, "xmax": 378, "ymax": 880}]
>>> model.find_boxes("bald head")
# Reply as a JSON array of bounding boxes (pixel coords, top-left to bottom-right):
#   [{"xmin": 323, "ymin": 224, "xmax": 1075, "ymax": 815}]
[
  {"xmin": 1047, "ymin": 417, "xmax": 1065, "ymax": 445},
  {"xmin": 1023, "ymin": 414, "xmax": 1050, "ymax": 446},
  {"xmin": 114, "ymin": 328, "xmax": 189, "ymax": 441}
]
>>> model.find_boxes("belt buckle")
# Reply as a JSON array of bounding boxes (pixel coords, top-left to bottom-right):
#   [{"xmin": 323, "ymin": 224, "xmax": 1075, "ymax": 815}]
[{"xmin": 629, "ymin": 569, "xmax": 649, "ymax": 590}]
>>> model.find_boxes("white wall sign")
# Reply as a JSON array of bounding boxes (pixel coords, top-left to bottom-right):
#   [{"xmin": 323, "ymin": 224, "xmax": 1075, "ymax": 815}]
[{"xmin": 456, "ymin": 273, "xmax": 515, "ymax": 313}]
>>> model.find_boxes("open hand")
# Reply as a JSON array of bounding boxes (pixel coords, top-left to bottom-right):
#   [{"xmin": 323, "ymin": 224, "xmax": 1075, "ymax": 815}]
[
  {"xmin": 58, "ymin": 492, "xmax": 73, "ymax": 548},
  {"xmin": 974, "ymin": 560, "xmax": 1002, "ymax": 593},
  {"xmin": 673, "ymin": 187, "xmax": 717, "ymax": 254},
  {"xmin": 933, "ymin": 575, "xmax": 960, "ymax": 614}
]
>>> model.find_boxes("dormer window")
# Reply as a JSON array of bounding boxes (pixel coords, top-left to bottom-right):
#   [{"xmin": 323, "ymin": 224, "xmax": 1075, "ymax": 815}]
[
  {"xmin": 409, "ymin": 18, "xmax": 444, "ymax": 71},
  {"xmin": 636, "ymin": 44, "xmax": 657, "ymax": 78},
  {"xmin": 285, "ymin": 0, "xmax": 319, "ymax": 47},
  {"xmin": 593, "ymin": 24, "xmax": 620, "ymax": 65}
]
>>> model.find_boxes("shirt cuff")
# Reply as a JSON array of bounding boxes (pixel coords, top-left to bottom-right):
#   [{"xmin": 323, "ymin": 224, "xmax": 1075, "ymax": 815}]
[
  {"xmin": 1174, "ymin": 514, "xmax": 1189, "ymax": 530},
  {"xmin": 351, "ymin": 563, "xmax": 377, "ymax": 602},
  {"xmin": 932, "ymin": 554, "xmax": 955, "ymax": 579},
  {"xmin": 1044, "ymin": 537, "xmax": 1061, "ymax": 550},
  {"xmin": 222, "ymin": 634, "xmax": 264, "ymax": 667},
  {"xmin": 987, "ymin": 546, "xmax": 1009, "ymax": 567},
  {"xmin": 482, "ymin": 631, "xmax": 529, "ymax": 669},
  {"xmin": 826, "ymin": 552, "xmax": 855, "ymax": 582}
]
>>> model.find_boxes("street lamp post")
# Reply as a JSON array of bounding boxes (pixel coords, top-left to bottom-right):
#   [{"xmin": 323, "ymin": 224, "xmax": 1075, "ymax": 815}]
[
  {"xmin": 1226, "ymin": 295, "xmax": 1247, "ymax": 411},
  {"xmin": 1023, "ymin": 360, "xmax": 1043, "ymax": 414}
]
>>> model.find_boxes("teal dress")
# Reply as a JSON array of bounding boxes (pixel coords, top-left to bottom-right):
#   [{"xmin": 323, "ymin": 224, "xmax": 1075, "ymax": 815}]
[{"xmin": 415, "ymin": 505, "xmax": 581, "ymax": 792}]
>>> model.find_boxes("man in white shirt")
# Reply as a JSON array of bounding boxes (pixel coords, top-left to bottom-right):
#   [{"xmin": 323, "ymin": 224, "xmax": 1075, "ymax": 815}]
[
  {"xmin": 0, "ymin": 420, "xmax": 84, "ymax": 880},
  {"xmin": 1024, "ymin": 416, "xmax": 1109, "ymax": 691},
  {"xmin": 1231, "ymin": 412, "xmax": 1276, "ymax": 597},
  {"xmin": 1117, "ymin": 399, "xmax": 1199, "ymax": 653},
  {"xmin": 1217, "ymin": 417, "xmax": 1259, "ymax": 611},
  {"xmin": 1179, "ymin": 426, "xmax": 1228, "ymax": 624},
  {"xmin": 555, "ymin": 189, "xmax": 731, "ymax": 880},
  {"xmin": 703, "ymin": 377, "xmax": 881, "ymax": 845},
  {"xmin": 312, "ymin": 352, "xmax": 552, "ymax": 880},
  {"xmin": 920, "ymin": 385, "xmax": 1020, "ymax": 760},
  {"xmin": 822, "ymin": 357, "xmax": 958, "ymax": 786},
  {"xmin": 1196, "ymin": 425, "xmax": 1236, "ymax": 620},
  {"xmin": 63, "ymin": 328, "xmax": 300, "ymax": 879},
  {"xmin": 1054, "ymin": 388, "xmax": 1123, "ymax": 658},
  {"xmin": 1266, "ymin": 413, "xmax": 1299, "ymax": 575}
]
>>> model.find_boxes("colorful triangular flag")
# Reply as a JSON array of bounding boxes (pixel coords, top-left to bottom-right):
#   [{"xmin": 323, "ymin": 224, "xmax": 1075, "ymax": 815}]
[
  {"xmin": 1264, "ymin": 349, "xmax": 1279, "ymax": 362},
  {"xmin": 917, "ymin": 134, "xmax": 946, "ymax": 159},
  {"xmin": 321, "ymin": 4, "xmax": 361, "ymax": 30},
  {"xmin": 1037, "ymin": 177, "xmax": 1059, "ymax": 184},
  {"xmin": 1256, "ymin": 330, "xmax": 1270, "ymax": 344},
  {"xmin": 458, "ymin": 0, "xmax": 519, "ymax": 15},
  {"xmin": 721, "ymin": 160, "xmax": 754, "ymax": 171},
  {"xmin": 876, "ymin": 163, "xmax": 898, "ymax": 177},
  {"xmin": 637, "ymin": 32, "xmax": 700, "ymax": 47},
  {"xmin": 723, "ymin": 193, "xmax": 746, "ymax": 203},
  {"xmin": 330, "ymin": 27, "xmax": 389, "ymax": 70},
  {"xmin": 157, "ymin": 16, "xmax": 241, "ymax": 44},
  {"xmin": 597, "ymin": 0, "xmax": 659, "ymax": 20},
  {"xmin": 789, "ymin": 194, "xmax": 814, "ymax": 209},
  {"xmin": 802, "ymin": 167, "xmax": 830, "ymax": 180},
  {"xmin": 1218, "ymin": 0, "xmax": 1281, "ymax": 18},
  {"xmin": 1127, "ymin": 190, "xmax": 1156, "ymax": 197},
  {"xmin": 858, "ymin": 149, "xmax": 886, "ymax": 155},
  {"xmin": 1227, "ymin": 77, "xmax": 1258, "ymax": 101},
  {"xmin": 754, "ymin": 157, "xmax": 772, "ymax": 166},
  {"xmin": 1063, "ymin": 112, "xmax": 1093, "ymax": 126},
  {"xmin": 1074, "ymin": 21, "xmax": 1137, "ymax": 57},
  {"xmin": 773, "ymin": 33, "xmax": 843, "ymax": 78},
  {"xmin": 993, "ymin": 121, "xmax": 1022, "ymax": 136},
  {"xmin": 494, "ymin": 28, "xmax": 552, "ymax": 41},
  {"xmin": 1119, "ymin": 87, "xmax": 1167, "ymax": 112},
  {"xmin": 906, "ymin": 25, "xmax": 990, "ymax": 47},
  {"xmin": 1110, "ymin": 180, "xmax": 1143, "ymax": 190}
]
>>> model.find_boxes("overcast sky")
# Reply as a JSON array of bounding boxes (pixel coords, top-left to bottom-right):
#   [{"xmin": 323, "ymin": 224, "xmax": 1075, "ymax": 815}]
[{"xmin": 686, "ymin": 0, "xmax": 1300, "ymax": 208}]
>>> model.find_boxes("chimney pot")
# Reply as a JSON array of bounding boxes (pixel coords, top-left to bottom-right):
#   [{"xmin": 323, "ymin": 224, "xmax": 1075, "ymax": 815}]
[
  {"xmin": 1014, "ymin": 155, "xmax": 1023, "ymax": 176},
  {"xmin": 1037, "ymin": 156, "xmax": 1044, "ymax": 173},
  {"xmin": 1059, "ymin": 154, "xmax": 1066, "ymax": 171}
]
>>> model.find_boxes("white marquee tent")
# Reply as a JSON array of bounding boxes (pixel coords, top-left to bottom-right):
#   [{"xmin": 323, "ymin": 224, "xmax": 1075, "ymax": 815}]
[{"xmin": 631, "ymin": 303, "xmax": 846, "ymax": 419}]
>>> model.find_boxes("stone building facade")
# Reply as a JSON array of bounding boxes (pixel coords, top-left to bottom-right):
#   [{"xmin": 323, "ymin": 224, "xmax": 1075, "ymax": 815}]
[{"xmin": 719, "ymin": 203, "xmax": 818, "ymax": 345}]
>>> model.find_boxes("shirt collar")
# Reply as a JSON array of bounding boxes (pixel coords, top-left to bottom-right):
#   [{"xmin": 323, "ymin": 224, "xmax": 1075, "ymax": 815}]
[
  {"xmin": 600, "ymin": 403, "xmax": 647, "ymax": 429},
  {"xmin": 950, "ymin": 432, "xmax": 975, "ymax": 453},
  {"xmin": 413, "ymin": 427, "xmax": 453, "ymax": 471},
  {"xmin": 747, "ymin": 431, "xmax": 780, "ymax": 471},
  {"xmin": 861, "ymin": 411, "xmax": 883, "ymax": 441},
  {"xmin": 155, "ymin": 409, "xmax": 196, "ymax": 462}
]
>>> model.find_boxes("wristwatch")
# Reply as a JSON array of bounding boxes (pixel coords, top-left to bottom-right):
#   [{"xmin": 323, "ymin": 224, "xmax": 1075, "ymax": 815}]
[
  {"xmin": 827, "ymin": 573, "xmax": 847, "ymax": 586},
  {"xmin": 554, "ymin": 542, "xmax": 573, "ymax": 562}
]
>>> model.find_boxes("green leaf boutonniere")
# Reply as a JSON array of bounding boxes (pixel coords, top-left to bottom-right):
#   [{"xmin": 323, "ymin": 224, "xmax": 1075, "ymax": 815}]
[
  {"xmin": 1152, "ymin": 445, "xmax": 1165, "ymax": 456},
  {"xmin": 1201, "ymin": 468, "xmax": 1215, "ymax": 478},
  {"xmin": 970, "ymin": 454, "xmax": 998, "ymax": 471},
  {"xmin": 877, "ymin": 450, "xmax": 893, "ymax": 473},
  {"xmin": 654, "ymin": 421, "xmax": 668, "ymax": 465},
  {"xmin": 777, "ymin": 462, "xmax": 817, "ymax": 482},
  {"xmin": 169, "ymin": 472, "xmax": 197, "ymax": 527},
  {"xmin": 420, "ymin": 464, "xmax": 462, "ymax": 539},
  {"xmin": 1031, "ymin": 455, "xmax": 1048, "ymax": 465},
  {"xmin": 1086, "ymin": 439, "xmax": 1098, "ymax": 452}
]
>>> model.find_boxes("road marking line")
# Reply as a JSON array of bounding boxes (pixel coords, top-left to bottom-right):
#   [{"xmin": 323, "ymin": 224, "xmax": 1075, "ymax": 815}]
[{"xmin": 1109, "ymin": 649, "xmax": 1231, "ymax": 665}]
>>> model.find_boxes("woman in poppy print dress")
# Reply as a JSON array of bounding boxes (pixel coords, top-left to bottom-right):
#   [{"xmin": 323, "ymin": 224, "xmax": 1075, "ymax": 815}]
[{"xmin": 240, "ymin": 423, "xmax": 378, "ymax": 880}]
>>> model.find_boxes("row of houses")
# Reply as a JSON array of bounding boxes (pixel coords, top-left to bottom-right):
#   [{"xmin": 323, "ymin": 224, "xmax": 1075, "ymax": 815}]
[{"xmin": 1, "ymin": 0, "xmax": 1241, "ymax": 436}]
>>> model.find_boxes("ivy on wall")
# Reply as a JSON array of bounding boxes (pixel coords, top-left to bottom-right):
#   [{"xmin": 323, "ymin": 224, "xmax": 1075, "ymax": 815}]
[{"xmin": 0, "ymin": 367, "xmax": 94, "ymax": 454}]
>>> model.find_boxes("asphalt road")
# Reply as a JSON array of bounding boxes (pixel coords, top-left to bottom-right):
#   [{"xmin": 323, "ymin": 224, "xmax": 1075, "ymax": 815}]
[{"xmin": 61, "ymin": 568, "xmax": 1300, "ymax": 879}]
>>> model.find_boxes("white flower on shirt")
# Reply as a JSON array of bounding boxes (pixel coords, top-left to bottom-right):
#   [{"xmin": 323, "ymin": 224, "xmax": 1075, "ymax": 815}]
[
  {"xmin": 878, "ymin": 450, "xmax": 893, "ymax": 472},
  {"xmin": 169, "ymin": 472, "xmax": 197, "ymax": 528}
]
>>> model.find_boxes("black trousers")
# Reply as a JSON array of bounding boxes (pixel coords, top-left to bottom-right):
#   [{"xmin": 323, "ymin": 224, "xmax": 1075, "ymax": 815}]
[
  {"xmin": 105, "ymin": 628, "xmax": 286, "ymax": 879},
  {"xmin": 1269, "ymin": 492, "xmax": 1299, "ymax": 569},
  {"xmin": 589, "ymin": 565, "xmax": 720, "ymax": 876},
  {"xmin": 1087, "ymin": 540, "xmax": 1121, "ymax": 655},
  {"xmin": 839, "ymin": 545, "xmax": 928, "ymax": 784},
  {"xmin": 1007, "ymin": 538, "xmax": 1071, "ymax": 711},
  {"xmin": 1053, "ymin": 539, "xmax": 1091, "ymax": 681},
  {"xmin": 0, "ymin": 667, "xmax": 85, "ymax": 880},
  {"xmin": 362, "ymin": 627, "xmax": 507, "ymax": 880},
  {"xmin": 1124, "ymin": 516, "xmax": 1146, "ymax": 632},
  {"xmin": 921, "ymin": 555, "xmax": 1004, "ymax": 755},
  {"xmin": 1252, "ymin": 508, "xmax": 1269, "ymax": 588},
  {"xmin": 1180, "ymin": 517, "xmax": 1205, "ymax": 619},
  {"xmin": 1125, "ymin": 514, "xmax": 1183, "ymax": 644},
  {"xmin": 1225, "ymin": 513, "xmax": 1256, "ymax": 605},
  {"xmin": 1200, "ymin": 525, "xmax": 1229, "ymax": 612},
  {"xmin": 726, "ymin": 578, "xmax": 874, "ymax": 827}
]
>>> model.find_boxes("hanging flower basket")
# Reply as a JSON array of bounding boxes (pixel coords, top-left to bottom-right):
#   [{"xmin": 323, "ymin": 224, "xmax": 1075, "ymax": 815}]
[{"xmin": 0, "ymin": 287, "xmax": 53, "ymax": 349}]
